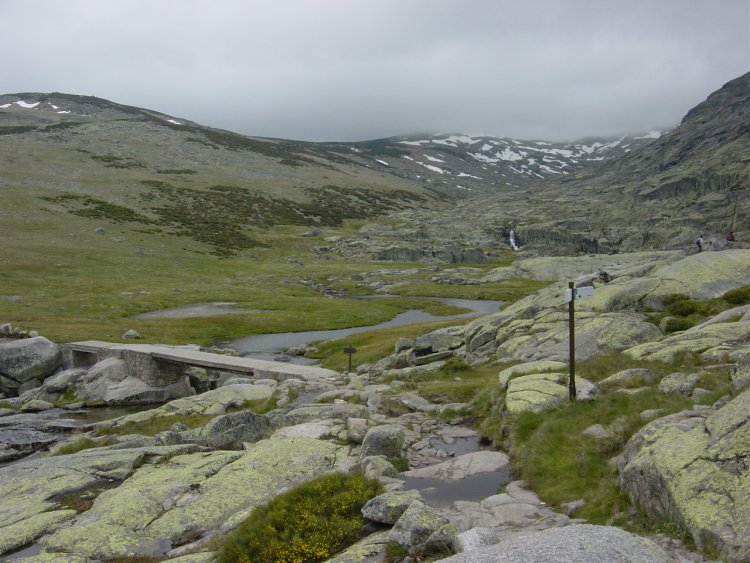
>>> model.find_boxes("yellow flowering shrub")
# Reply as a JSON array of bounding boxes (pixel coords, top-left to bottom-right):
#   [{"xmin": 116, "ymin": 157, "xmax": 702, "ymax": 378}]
[{"xmin": 220, "ymin": 472, "xmax": 383, "ymax": 563}]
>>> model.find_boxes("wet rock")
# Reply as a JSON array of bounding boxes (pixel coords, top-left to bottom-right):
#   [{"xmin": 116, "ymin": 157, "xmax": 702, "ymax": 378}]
[
  {"xmin": 403, "ymin": 451, "xmax": 510, "ymax": 481},
  {"xmin": 20, "ymin": 399, "xmax": 55, "ymax": 413}
]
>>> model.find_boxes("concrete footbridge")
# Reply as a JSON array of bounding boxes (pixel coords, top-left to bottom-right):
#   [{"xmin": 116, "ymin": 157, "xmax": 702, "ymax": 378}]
[{"xmin": 64, "ymin": 340, "xmax": 340, "ymax": 384}]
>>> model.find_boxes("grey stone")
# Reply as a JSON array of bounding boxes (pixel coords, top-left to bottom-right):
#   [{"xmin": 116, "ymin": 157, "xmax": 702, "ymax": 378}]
[
  {"xmin": 403, "ymin": 451, "xmax": 510, "ymax": 481},
  {"xmin": 453, "ymin": 527, "xmax": 498, "ymax": 553},
  {"xmin": 395, "ymin": 338, "xmax": 413, "ymax": 353},
  {"xmin": 360, "ymin": 455, "xmax": 399, "ymax": 479},
  {"xmin": 389, "ymin": 500, "xmax": 449, "ymax": 549},
  {"xmin": 195, "ymin": 410, "xmax": 274, "ymax": 449},
  {"xmin": 362, "ymin": 490, "xmax": 422, "ymax": 524},
  {"xmin": 599, "ymin": 368, "xmax": 655, "ymax": 386},
  {"xmin": 619, "ymin": 388, "xmax": 750, "ymax": 561},
  {"xmin": 658, "ymin": 372, "xmax": 700, "ymax": 395},
  {"xmin": 122, "ymin": 329, "xmax": 142, "ymax": 340},
  {"xmin": 20, "ymin": 399, "xmax": 55, "ymax": 413},
  {"xmin": 360, "ymin": 424, "xmax": 405, "ymax": 460},
  {"xmin": 438, "ymin": 524, "xmax": 672, "ymax": 562},
  {"xmin": 0, "ymin": 336, "xmax": 62, "ymax": 387}
]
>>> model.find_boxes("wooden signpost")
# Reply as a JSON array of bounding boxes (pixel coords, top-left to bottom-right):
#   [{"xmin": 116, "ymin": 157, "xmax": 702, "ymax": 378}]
[
  {"xmin": 565, "ymin": 282, "xmax": 594, "ymax": 400},
  {"xmin": 343, "ymin": 346, "xmax": 357, "ymax": 373}
]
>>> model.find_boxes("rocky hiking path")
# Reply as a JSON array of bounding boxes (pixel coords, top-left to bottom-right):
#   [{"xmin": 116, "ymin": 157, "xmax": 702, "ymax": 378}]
[
  {"xmin": 0, "ymin": 340, "xmax": 709, "ymax": 563},
  {"xmin": 3, "ymin": 248, "xmax": 750, "ymax": 561}
]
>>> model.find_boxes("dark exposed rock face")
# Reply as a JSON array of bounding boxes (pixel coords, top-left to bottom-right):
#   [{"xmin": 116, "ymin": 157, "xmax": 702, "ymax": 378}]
[{"xmin": 0, "ymin": 337, "xmax": 61, "ymax": 396}]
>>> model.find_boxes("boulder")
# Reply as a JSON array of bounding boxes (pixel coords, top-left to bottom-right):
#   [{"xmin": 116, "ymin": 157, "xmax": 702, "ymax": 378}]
[
  {"xmin": 626, "ymin": 321, "xmax": 750, "ymax": 363},
  {"xmin": 438, "ymin": 524, "xmax": 672, "ymax": 563},
  {"xmin": 453, "ymin": 527, "xmax": 498, "ymax": 553},
  {"xmin": 359, "ymin": 425, "xmax": 405, "ymax": 460},
  {"xmin": 498, "ymin": 360, "xmax": 568, "ymax": 388},
  {"xmin": 657, "ymin": 372, "xmax": 700, "ymax": 395},
  {"xmin": 730, "ymin": 351, "xmax": 750, "ymax": 391},
  {"xmin": 76, "ymin": 357, "xmax": 194, "ymax": 405},
  {"xmin": 599, "ymin": 368, "xmax": 655, "ymax": 386},
  {"xmin": 191, "ymin": 410, "xmax": 274, "ymax": 449},
  {"xmin": 19, "ymin": 399, "xmax": 55, "ymax": 413},
  {"xmin": 414, "ymin": 328, "xmax": 464, "ymax": 354},
  {"xmin": 360, "ymin": 455, "xmax": 399, "ymax": 479},
  {"xmin": 618, "ymin": 388, "xmax": 750, "ymax": 561},
  {"xmin": 362, "ymin": 490, "xmax": 422, "ymax": 524},
  {"xmin": 389, "ymin": 500, "xmax": 449, "ymax": 549},
  {"xmin": 0, "ymin": 337, "xmax": 62, "ymax": 392},
  {"xmin": 505, "ymin": 373, "xmax": 593, "ymax": 414}
]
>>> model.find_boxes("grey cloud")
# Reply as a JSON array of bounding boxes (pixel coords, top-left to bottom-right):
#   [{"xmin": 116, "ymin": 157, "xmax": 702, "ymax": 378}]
[{"xmin": 1, "ymin": 0, "xmax": 748, "ymax": 141}]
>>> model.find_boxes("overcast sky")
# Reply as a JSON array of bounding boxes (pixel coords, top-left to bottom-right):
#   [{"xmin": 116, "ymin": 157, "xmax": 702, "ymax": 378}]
[{"xmin": 2, "ymin": 0, "xmax": 749, "ymax": 142}]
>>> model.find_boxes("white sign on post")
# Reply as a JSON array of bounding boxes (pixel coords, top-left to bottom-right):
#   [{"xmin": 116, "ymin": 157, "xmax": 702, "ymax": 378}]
[{"xmin": 564, "ymin": 286, "xmax": 594, "ymax": 303}]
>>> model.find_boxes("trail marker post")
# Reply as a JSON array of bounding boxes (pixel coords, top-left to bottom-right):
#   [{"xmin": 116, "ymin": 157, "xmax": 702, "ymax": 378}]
[
  {"xmin": 564, "ymin": 283, "xmax": 594, "ymax": 400},
  {"xmin": 343, "ymin": 346, "xmax": 357, "ymax": 374}
]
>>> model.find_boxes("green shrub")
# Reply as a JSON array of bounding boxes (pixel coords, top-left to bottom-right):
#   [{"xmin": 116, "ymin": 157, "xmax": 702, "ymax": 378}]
[
  {"xmin": 664, "ymin": 317, "xmax": 696, "ymax": 333},
  {"xmin": 665, "ymin": 299, "xmax": 701, "ymax": 317},
  {"xmin": 662, "ymin": 293, "xmax": 691, "ymax": 306},
  {"xmin": 722, "ymin": 285, "xmax": 750, "ymax": 305},
  {"xmin": 219, "ymin": 472, "xmax": 382, "ymax": 563}
]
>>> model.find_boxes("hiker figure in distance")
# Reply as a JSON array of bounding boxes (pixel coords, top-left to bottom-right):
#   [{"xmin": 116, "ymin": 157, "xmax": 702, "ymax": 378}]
[
  {"xmin": 695, "ymin": 235, "xmax": 704, "ymax": 253},
  {"xmin": 726, "ymin": 231, "xmax": 735, "ymax": 242}
]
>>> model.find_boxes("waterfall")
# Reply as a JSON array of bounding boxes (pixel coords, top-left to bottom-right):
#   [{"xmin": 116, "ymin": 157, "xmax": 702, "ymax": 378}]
[{"xmin": 509, "ymin": 228, "xmax": 518, "ymax": 250}]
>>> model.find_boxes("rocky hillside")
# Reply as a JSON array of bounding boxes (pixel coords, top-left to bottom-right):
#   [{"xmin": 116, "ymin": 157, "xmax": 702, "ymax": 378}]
[
  {"xmin": 311, "ymin": 131, "xmax": 661, "ymax": 197},
  {"xmin": 0, "ymin": 93, "xmax": 447, "ymax": 256}
]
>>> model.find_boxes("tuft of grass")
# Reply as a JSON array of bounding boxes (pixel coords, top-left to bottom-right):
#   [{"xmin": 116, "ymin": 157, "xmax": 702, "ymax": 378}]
[
  {"xmin": 219, "ymin": 472, "xmax": 382, "ymax": 563},
  {"xmin": 722, "ymin": 284, "xmax": 750, "ymax": 305},
  {"xmin": 503, "ymin": 353, "xmax": 732, "ymax": 526},
  {"xmin": 94, "ymin": 413, "xmax": 213, "ymax": 437},
  {"xmin": 51, "ymin": 436, "xmax": 114, "ymax": 456}
]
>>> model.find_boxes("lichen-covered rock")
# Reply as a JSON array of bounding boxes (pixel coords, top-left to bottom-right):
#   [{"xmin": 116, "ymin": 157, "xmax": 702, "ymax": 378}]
[
  {"xmin": 625, "ymin": 322, "xmax": 750, "ymax": 363},
  {"xmin": 190, "ymin": 410, "xmax": 274, "ymax": 449},
  {"xmin": 618, "ymin": 388, "xmax": 750, "ymax": 561},
  {"xmin": 599, "ymin": 368, "xmax": 655, "ymax": 386},
  {"xmin": 323, "ymin": 530, "xmax": 390, "ymax": 562},
  {"xmin": 0, "ymin": 337, "xmax": 62, "ymax": 393},
  {"xmin": 389, "ymin": 500, "xmax": 449, "ymax": 549},
  {"xmin": 495, "ymin": 311, "xmax": 660, "ymax": 363},
  {"xmin": 657, "ymin": 372, "xmax": 700, "ymax": 395},
  {"xmin": 0, "ymin": 445, "xmax": 201, "ymax": 556},
  {"xmin": 505, "ymin": 373, "xmax": 593, "ymax": 414},
  {"xmin": 360, "ymin": 424, "xmax": 405, "ymax": 460},
  {"xmin": 19, "ymin": 399, "xmax": 55, "ymax": 413},
  {"xmin": 498, "ymin": 360, "xmax": 568, "ymax": 388},
  {"xmin": 438, "ymin": 524, "xmax": 672, "ymax": 562},
  {"xmin": 39, "ymin": 437, "xmax": 352, "ymax": 560},
  {"xmin": 362, "ymin": 490, "xmax": 422, "ymax": 524},
  {"xmin": 730, "ymin": 351, "xmax": 750, "ymax": 391}
]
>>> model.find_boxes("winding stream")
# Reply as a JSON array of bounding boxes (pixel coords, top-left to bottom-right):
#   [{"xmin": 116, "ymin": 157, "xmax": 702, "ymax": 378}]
[{"xmin": 227, "ymin": 297, "xmax": 503, "ymax": 359}]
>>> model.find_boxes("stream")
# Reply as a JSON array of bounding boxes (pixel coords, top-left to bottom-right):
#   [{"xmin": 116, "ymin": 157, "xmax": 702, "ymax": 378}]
[{"xmin": 227, "ymin": 297, "xmax": 503, "ymax": 361}]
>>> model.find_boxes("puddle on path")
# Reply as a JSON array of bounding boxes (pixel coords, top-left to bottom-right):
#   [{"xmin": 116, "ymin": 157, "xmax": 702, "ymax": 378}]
[{"xmin": 402, "ymin": 468, "xmax": 514, "ymax": 508}]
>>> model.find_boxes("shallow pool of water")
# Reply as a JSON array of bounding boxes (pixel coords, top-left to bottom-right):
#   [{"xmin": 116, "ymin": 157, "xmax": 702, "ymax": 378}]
[{"xmin": 402, "ymin": 468, "xmax": 514, "ymax": 508}]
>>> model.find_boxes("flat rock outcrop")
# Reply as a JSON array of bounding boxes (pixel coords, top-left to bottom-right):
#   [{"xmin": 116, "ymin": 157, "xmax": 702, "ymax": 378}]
[
  {"xmin": 437, "ymin": 523, "xmax": 673, "ymax": 562},
  {"xmin": 618, "ymin": 388, "xmax": 750, "ymax": 561}
]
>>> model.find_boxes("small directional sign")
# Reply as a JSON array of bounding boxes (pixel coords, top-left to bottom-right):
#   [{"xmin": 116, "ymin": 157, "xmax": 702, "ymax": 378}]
[
  {"xmin": 343, "ymin": 346, "xmax": 357, "ymax": 373},
  {"xmin": 564, "ymin": 285, "xmax": 594, "ymax": 303}
]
